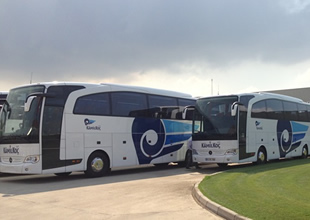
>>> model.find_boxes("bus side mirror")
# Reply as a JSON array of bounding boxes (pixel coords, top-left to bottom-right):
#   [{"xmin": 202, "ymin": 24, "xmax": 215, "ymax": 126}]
[
  {"xmin": 24, "ymin": 92, "xmax": 54, "ymax": 112},
  {"xmin": 24, "ymin": 96, "xmax": 37, "ymax": 112},
  {"xmin": 182, "ymin": 106, "xmax": 195, "ymax": 120},
  {"xmin": 231, "ymin": 102, "xmax": 243, "ymax": 117}
]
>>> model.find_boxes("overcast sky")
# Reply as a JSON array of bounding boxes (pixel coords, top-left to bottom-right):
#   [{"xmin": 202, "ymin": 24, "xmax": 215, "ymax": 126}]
[{"xmin": 1, "ymin": 0, "xmax": 310, "ymax": 97}]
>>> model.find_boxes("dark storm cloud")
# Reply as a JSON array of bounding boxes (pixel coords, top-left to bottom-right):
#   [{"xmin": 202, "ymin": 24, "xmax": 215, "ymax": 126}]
[{"xmin": 1, "ymin": 0, "xmax": 310, "ymax": 82}]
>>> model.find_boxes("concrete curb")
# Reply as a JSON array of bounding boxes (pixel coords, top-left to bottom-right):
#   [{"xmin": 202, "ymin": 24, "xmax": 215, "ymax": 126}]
[{"xmin": 192, "ymin": 183, "xmax": 251, "ymax": 220}]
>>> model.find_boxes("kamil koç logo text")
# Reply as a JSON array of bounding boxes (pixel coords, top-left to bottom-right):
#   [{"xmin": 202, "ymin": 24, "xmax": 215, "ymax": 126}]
[
  {"xmin": 201, "ymin": 142, "xmax": 221, "ymax": 149},
  {"xmin": 3, "ymin": 146, "xmax": 20, "ymax": 155},
  {"xmin": 84, "ymin": 118, "xmax": 101, "ymax": 130}
]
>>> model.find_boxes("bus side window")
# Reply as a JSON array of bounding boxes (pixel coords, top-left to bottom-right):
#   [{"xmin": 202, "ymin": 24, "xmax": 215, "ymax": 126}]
[
  {"xmin": 251, "ymin": 101, "xmax": 267, "ymax": 119},
  {"xmin": 178, "ymin": 98, "xmax": 195, "ymax": 107},
  {"xmin": 111, "ymin": 92, "xmax": 147, "ymax": 117},
  {"xmin": 283, "ymin": 101, "xmax": 299, "ymax": 121},
  {"xmin": 298, "ymin": 104, "xmax": 308, "ymax": 121},
  {"xmin": 148, "ymin": 95, "xmax": 178, "ymax": 119},
  {"xmin": 74, "ymin": 93, "xmax": 111, "ymax": 116},
  {"xmin": 266, "ymin": 99, "xmax": 284, "ymax": 120},
  {"xmin": 148, "ymin": 95, "xmax": 178, "ymax": 109},
  {"xmin": 307, "ymin": 105, "xmax": 310, "ymax": 122}
]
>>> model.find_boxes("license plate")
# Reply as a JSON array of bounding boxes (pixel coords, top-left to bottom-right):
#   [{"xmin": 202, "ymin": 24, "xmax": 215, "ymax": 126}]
[{"xmin": 205, "ymin": 158, "xmax": 215, "ymax": 161}]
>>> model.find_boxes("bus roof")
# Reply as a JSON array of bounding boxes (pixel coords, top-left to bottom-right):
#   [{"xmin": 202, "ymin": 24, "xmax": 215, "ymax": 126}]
[
  {"xmin": 199, "ymin": 92, "xmax": 304, "ymax": 103},
  {"xmin": 9, "ymin": 82, "xmax": 194, "ymax": 99}
]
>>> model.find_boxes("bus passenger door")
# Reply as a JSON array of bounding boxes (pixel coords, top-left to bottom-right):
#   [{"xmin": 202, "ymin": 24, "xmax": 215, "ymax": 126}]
[
  {"xmin": 238, "ymin": 96, "xmax": 255, "ymax": 161},
  {"xmin": 64, "ymin": 113, "xmax": 85, "ymax": 172}
]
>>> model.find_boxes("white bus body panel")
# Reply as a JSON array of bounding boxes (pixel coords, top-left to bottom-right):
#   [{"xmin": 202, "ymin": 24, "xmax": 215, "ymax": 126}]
[
  {"xmin": 64, "ymin": 113, "xmax": 191, "ymax": 169},
  {"xmin": 192, "ymin": 140, "xmax": 239, "ymax": 163},
  {"xmin": 0, "ymin": 143, "xmax": 42, "ymax": 174},
  {"xmin": 248, "ymin": 118, "xmax": 280, "ymax": 160},
  {"xmin": 248, "ymin": 118, "xmax": 310, "ymax": 160}
]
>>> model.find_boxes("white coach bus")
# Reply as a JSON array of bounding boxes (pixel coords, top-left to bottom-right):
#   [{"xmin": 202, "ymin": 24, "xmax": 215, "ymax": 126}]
[
  {"xmin": 191, "ymin": 93, "xmax": 310, "ymax": 167},
  {"xmin": 0, "ymin": 82, "xmax": 195, "ymax": 177}
]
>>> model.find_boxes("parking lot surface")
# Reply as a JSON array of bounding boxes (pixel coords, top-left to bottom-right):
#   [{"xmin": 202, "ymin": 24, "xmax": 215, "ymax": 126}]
[{"xmin": 0, "ymin": 164, "xmax": 223, "ymax": 220}]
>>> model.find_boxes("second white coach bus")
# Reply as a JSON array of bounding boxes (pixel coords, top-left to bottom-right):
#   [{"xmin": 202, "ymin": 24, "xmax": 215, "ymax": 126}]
[
  {"xmin": 0, "ymin": 82, "xmax": 195, "ymax": 177},
  {"xmin": 191, "ymin": 93, "xmax": 310, "ymax": 167}
]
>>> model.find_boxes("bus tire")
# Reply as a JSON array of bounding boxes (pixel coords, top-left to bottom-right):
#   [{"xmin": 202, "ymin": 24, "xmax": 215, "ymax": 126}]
[
  {"xmin": 185, "ymin": 150, "xmax": 193, "ymax": 169},
  {"xmin": 301, "ymin": 145, "xmax": 308, "ymax": 159},
  {"xmin": 257, "ymin": 147, "xmax": 267, "ymax": 164},
  {"xmin": 85, "ymin": 152, "xmax": 110, "ymax": 178}
]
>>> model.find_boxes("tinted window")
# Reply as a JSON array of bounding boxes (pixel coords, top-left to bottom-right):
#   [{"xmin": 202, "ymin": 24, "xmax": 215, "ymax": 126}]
[
  {"xmin": 240, "ymin": 95, "xmax": 254, "ymax": 108},
  {"xmin": 148, "ymin": 95, "xmax": 177, "ymax": 108},
  {"xmin": 307, "ymin": 106, "xmax": 310, "ymax": 122},
  {"xmin": 148, "ymin": 95, "xmax": 178, "ymax": 119},
  {"xmin": 251, "ymin": 101, "xmax": 267, "ymax": 118},
  {"xmin": 74, "ymin": 92, "xmax": 193, "ymax": 119},
  {"xmin": 74, "ymin": 93, "xmax": 111, "ymax": 115},
  {"xmin": 111, "ymin": 92, "xmax": 147, "ymax": 117},
  {"xmin": 0, "ymin": 94, "xmax": 7, "ymax": 106},
  {"xmin": 298, "ymin": 104, "xmax": 308, "ymax": 121},
  {"xmin": 283, "ymin": 101, "xmax": 298, "ymax": 121},
  {"xmin": 266, "ymin": 99, "xmax": 284, "ymax": 120},
  {"xmin": 178, "ymin": 98, "xmax": 195, "ymax": 107},
  {"xmin": 194, "ymin": 96, "xmax": 238, "ymax": 140}
]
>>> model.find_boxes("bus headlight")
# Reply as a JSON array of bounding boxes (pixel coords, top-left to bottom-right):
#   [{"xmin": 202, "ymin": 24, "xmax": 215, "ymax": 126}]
[
  {"xmin": 24, "ymin": 155, "xmax": 40, "ymax": 163},
  {"xmin": 225, "ymin": 149, "xmax": 238, "ymax": 155}
]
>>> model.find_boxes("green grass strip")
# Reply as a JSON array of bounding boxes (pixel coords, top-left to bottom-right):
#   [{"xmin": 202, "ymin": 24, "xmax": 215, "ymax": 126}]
[{"xmin": 199, "ymin": 159, "xmax": 310, "ymax": 220}]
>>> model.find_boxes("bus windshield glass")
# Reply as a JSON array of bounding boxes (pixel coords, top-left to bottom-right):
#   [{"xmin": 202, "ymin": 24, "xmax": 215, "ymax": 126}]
[
  {"xmin": 193, "ymin": 96, "xmax": 238, "ymax": 140},
  {"xmin": 0, "ymin": 85, "xmax": 45, "ymax": 144}
]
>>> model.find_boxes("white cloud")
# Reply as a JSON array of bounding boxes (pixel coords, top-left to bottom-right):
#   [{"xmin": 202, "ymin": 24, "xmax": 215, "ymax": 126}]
[
  {"xmin": 295, "ymin": 67, "xmax": 310, "ymax": 86},
  {"xmin": 280, "ymin": 0, "xmax": 310, "ymax": 14},
  {"xmin": 1, "ymin": 1, "xmax": 310, "ymax": 95}
]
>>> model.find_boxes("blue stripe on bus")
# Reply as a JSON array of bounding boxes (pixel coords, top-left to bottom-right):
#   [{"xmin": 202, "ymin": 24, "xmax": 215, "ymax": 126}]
[
  {"xmin": 293, "ymin": 133, "xmax": 306, "ymax": 143},
  {"xmin": 165, "ymin": 134, "xmax": 191, "ymax": 145},
  {"xmin": 162, "ymin": 120, "xmax": 192, "ymax": 133},
  {"xmin": 292, "ymin": 121, "xmax": 309, "ymax": 133}
]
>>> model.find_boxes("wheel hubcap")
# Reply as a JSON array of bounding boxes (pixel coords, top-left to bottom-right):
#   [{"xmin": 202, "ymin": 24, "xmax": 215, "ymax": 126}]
[
  {"xmin": 303, "ymin": 148, "xmax": 308, "ymax": 157},
  {"xmin": 259, "ymin": 151, "xmax": 265, "ymax": 162},
  {"xmin": 91, "ymin": 157, "xmax": 104, "ymax": 172}
]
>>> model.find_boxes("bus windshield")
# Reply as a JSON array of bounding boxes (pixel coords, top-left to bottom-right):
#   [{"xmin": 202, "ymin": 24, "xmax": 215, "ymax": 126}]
[
  {"xmin": 193, "ymin": 96, "xmax": 238, "ymax": 140},
  {"xmin": 0, "ymin": 85, "xmax": 45, "ymax": 144}
]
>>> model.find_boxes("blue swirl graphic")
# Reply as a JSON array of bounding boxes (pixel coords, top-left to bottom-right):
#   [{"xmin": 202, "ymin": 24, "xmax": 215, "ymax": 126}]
[
  {"xmin": 277, "ymin": 120, "xmax": 308, "ymax": 157},
  {"xmin": 132, "ymin": 118, "xmax": 165, "ymax": 164},
  {"xmin": 132, "ymin": 118, "xmax": 188, "ymax": 164}
]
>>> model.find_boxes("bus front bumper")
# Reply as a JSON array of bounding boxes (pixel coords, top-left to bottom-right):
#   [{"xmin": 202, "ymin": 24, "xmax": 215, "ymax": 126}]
[
  {"xmin": 0, "ymin": 162, "xmax": 41, "ymax": 174},
  {"xmin": 192, "ymin": 154, "xmax": 239, "ymax": 164}
]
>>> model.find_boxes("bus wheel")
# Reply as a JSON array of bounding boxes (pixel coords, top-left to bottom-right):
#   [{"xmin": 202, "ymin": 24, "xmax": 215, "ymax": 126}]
[
  {"xmin": 301, "ymin": 146, "xmax": 308, "ymax": 159},
  {"xmin": 85, "ymin": 152, "xmax": 110, "ymax": 178},
  {"xmin": 257, "ymin": 147, "xmax": 267, "ymax": 164},
  {"xmin": 185, "ymin": 150, "xmax": 193, "ymax": 169},
  {"xmin": 54, "ymin": 172, "xmax": 72, "ymax": 177}
]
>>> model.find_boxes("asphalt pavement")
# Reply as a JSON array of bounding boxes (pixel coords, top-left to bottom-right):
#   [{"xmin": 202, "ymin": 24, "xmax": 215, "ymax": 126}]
[{"xmin": 0, "ymin": 164, "xmax": 223, "ymax": 220}]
